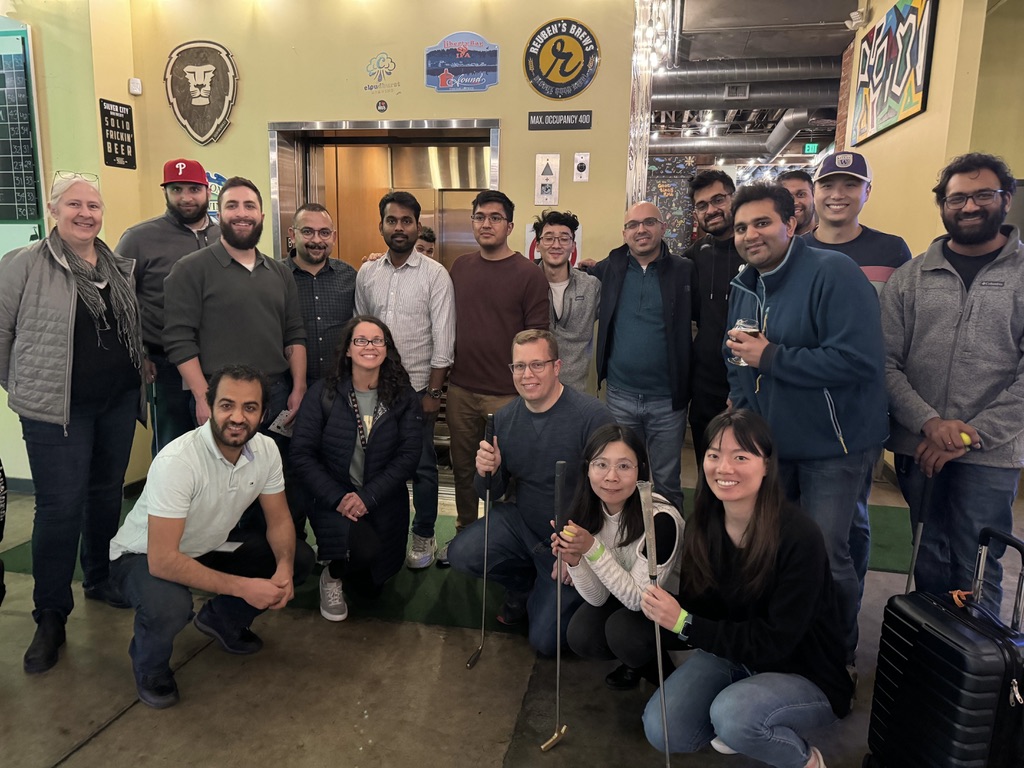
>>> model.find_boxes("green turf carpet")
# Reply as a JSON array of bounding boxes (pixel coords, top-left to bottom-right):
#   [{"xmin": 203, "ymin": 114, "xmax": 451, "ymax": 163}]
[{"xmin": 0, "ymin": 498, "xmax": 913, "ymax": 625}]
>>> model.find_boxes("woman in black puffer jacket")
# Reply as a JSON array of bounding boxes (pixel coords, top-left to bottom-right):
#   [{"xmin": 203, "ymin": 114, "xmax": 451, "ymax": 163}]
[{"xmin": 291, "ymin": 315, "xmax": 422, "ymax": 622}]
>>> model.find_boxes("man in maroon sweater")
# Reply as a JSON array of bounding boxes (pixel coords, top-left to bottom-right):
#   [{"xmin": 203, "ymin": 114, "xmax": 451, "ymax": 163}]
[{"xmin": 438, "ymin": 191, "xmax": 550, "ymax": 565}]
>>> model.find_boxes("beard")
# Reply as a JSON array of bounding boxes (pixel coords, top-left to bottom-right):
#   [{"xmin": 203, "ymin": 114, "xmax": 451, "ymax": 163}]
[
  {"xmin": 209, "ymin": 415, "xmax": 258, "ymax": 450},
  {"xmin": 222, "ymin": 217, "xmax": 264, "ymax": 250},
  {"xmin": 942, "ymin": 203, "xmax": 1007, "ymax": 246},
  {"xmin": 384, "ymin": 230, "xmax": 414, "ymax": 256},
  {"xmin": 166, "ymin": 199, "xmax": 208, "ymax": 226},
  {"xmin": 700, "ymin": 211, "xmax": 732, "ymax": 238}
]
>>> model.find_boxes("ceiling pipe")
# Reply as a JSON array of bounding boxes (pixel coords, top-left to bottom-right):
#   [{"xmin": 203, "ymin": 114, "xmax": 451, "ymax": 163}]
[
  {"xmin": 654, "ymin": 56, "xmax": 841, "ymax": 85},
  {"xmin": 651, "ymin": 81, "xmax": 839, "ymax": 111},
  {"xmin": 650, "ymin": 108, "xmax": 818, "ymax": 161}
]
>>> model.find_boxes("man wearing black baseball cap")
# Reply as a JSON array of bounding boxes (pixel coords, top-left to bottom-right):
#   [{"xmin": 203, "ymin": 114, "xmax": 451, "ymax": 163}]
[{"xmin": 119, "ymin": 158, "xmax": 221, "ymax": 455}]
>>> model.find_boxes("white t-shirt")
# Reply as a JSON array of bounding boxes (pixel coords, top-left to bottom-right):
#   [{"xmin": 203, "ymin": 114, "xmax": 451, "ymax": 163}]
[
  {"xmin": 549, "ymin": 277, "xmax": 570, "ymax": 320},
  {"xmin": 109, "ymin": 422, "xmax": 285, "ymax": 560}
]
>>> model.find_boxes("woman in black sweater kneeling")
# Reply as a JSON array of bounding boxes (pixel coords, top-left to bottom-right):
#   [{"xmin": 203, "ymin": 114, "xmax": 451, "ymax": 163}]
[
  {"xmin": 641, "ymin": 409, "xmax": 852, "ymax": 768},
  {"xmin": 291, "ymin": 315, "xmax": 422, "ymax": 622}
]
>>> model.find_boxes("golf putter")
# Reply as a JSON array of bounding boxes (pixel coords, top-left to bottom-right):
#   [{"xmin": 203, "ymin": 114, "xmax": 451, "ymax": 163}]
[
  {"xmin": 639, "ymin": 480, "xmax": 671, "ymax": 767},
  {"xmin": 541, "ymin": 460, "xmax": 569, "ymax": 751},
  {"xmin": 905, "ymin": 473, "xmax": 935, "ymax": 595},
  {"xmin": 467, "ymin": 413, "xmax": 495, "ymax": 669}
]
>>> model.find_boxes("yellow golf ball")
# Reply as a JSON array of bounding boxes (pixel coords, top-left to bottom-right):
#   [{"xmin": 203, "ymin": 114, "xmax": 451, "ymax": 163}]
[{"xmin": 960, "ymin": 432, "xmax": 972, "ymax": 447}]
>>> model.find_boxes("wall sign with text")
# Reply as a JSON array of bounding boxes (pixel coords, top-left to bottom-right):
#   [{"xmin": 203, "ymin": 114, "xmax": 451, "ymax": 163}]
[
  {"xmin": 524, "ymin": 19, "xmax": 600, "ymax": 100},
  {"xmin": 99, "ymin": 99, "xmax": 136, "ymax": 169},
  {"xmin": 425, "ymin": 32, "xmax": 499, "ymax": 93}
]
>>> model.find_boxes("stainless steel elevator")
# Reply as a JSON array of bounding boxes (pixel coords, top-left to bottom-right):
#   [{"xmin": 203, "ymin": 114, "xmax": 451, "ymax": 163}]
[{"xmin": 267, "ymin": 120, "xmax": 500, "ymax": 270}]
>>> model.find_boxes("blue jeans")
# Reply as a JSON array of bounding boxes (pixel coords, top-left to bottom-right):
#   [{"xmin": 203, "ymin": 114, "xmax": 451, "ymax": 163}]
[
  {"xmin": 21, "ymin": 388, "xmax": 139, "ymax": 621},
  {"xmin": 411, "ymin": 397, "xmax": 439, "ymax": 538},
  {"xmin": 447, "ymin": 502, "xmax": 584, "ymax": 657},
  {"xmin": 605, "ymin": 385, "xmax": 685, "ymax": 511},
  {"xmin": 778, "ymin": 447, "xmax": 879, "ymax": 663},
  {"xmin": 148, "ymin": 352, "xmax": 194, "ymax": 457},
  {"xmin": 895, "ymin": 454, "xmax": 1019, "ymax": 615},
  {"xmin": 643, "ymin": 649, "xmax": 836, "ymax": 767},
  {"xmin": 110, "ymin": 529, "xmax": 314, "ymax": 679}
]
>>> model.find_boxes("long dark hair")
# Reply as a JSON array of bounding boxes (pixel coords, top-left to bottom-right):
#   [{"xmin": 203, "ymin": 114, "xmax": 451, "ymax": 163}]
[
  {"xmin": 327, "ymin": 315, "xmax": 411, "ymax": 407},
  {"xmin": 680, "ymin": 409, "xmax": 783, "ymax": 600},
  {"xmin": 566, "ymin": 424, "xmax": 651, "ymax": 548}
]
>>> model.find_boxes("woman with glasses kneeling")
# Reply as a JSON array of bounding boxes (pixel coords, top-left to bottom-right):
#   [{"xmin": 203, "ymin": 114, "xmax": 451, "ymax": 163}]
[
  {"xmin": 551, "ymin": 424, "xmax": 684, "ymax": 690},
  {"xmin": 0, "ymin": 172, "xmax": 145, "ymax": 674},
  {"xmin": 641, "ymin": 410, "xmax": 852, "ymax": 768},
  {"xmin": 291, "ymin": 315, "xmax": 422, "ymax": 622}
]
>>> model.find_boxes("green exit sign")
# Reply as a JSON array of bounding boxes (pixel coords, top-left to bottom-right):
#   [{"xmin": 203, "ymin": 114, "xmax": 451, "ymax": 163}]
[{"xmin": 804, "ymin": 143, "xmax": 820, "ymax": 154}]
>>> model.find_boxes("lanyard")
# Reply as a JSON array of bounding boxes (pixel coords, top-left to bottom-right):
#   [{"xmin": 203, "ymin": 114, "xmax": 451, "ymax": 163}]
[{"xmin": 349, "ymin": 390, "xmax": 373, "ymax": 449}]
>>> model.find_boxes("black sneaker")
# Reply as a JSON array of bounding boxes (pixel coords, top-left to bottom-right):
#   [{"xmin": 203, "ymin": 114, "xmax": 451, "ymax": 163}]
[
  {"xmin": 136, "ymin": 670, "xmax": 180, "ymax": 709},
  {"xmin": 23, "ymin": 610, "xmax": 66, "ymax": 674},
  {"xmin": 605, "ymin": 663, "xmax": 641, "ymax": 691},
  {"xmin": 496, "ymin": 592, "xmax": 528, "ymax": 626},
  {"xmin": 84, "ymin": 580, "xmax": 131, "ymax": 609},
  {"xmin": 193, "ymin": 603, "xmax": 263, "ymax": 655}
]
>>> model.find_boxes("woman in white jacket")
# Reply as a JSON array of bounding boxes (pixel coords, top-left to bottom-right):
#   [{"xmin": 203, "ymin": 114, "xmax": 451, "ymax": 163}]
[{"xmin": 551, "ymin": 423, "xmax": 684, "ymax": 690}]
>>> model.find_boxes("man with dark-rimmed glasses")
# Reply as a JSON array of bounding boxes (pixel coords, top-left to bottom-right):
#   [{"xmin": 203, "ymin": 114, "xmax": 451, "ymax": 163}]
[
  {"xmin": 882, "ymin": 152, "xmax": 1024, "ymax": 616},
  {"xmin": 589, "ymin": 202, "xmax": 695, "ymax": 512},
  {"xmin": 441, "ymin": 191, "xmax": 550, "ymax": 565}
]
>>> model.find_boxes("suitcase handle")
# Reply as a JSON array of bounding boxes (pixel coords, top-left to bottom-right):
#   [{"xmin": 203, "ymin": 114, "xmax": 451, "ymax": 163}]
[{"xmin": 972, "ymin": 526, "xmax": 1024, "ymax": 633}]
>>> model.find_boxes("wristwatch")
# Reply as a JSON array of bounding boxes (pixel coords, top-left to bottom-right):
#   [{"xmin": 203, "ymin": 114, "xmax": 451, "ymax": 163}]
[{"xmin": 427, "ymin": 388, "xmax": 443, "ymax": 399}]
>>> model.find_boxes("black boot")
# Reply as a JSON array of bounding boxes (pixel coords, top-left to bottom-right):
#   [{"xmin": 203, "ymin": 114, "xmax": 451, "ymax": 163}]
[
  {"xmin": 24, "ymin": 610, "xmax": 66, "ymax": 674},
  {"xmin": 605, "ymin": 663, "xmax": 642, "ymax": 691}
]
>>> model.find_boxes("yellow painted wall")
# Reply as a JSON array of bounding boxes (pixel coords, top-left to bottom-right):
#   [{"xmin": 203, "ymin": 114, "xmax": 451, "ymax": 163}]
[
  {"xmin": 844, "ymin": 0, "xmax": 988, "ymax": 255},
  {"xmin": 1, "ymin": 0, "xmax": 635, "ymax": 483},
  {"xmin": 972, "ymin": 0, "xmax": 1024, "ymax": 171}
]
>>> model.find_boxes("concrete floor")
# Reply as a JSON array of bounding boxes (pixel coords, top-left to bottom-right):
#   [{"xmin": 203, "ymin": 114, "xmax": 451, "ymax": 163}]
[{"xmin": 2, "ymin": 457, "xmax": 1022, "ymax": 768}]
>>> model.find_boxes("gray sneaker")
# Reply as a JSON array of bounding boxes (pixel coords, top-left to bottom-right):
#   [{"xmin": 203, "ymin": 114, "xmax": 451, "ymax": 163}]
[
  {"xmin": 406, "ymin": 534, "xmax": 436, "ymax": 569},
  {"xmin": 319, "ymin": 568, "xmax": 348, "ymax": 622},
  {"xmin": 435, "ymin": 539, "xmax": 452, "ymax": 568}
]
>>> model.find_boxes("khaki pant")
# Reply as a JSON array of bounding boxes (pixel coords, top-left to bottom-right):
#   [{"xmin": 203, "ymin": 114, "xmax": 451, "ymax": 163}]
[{"xmin": 444, "ymin": 383, "xmax": 515, "ymax": 529}]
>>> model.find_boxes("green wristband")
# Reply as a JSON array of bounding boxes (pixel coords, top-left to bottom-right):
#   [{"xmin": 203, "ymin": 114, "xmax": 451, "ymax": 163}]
[
  {"xmin": 585, "ymin": 542, "xmax": 606, "ymax": 562},
  {"xmin": 672, "ymin": 608, "xmax": 689, "ymax": 634}
]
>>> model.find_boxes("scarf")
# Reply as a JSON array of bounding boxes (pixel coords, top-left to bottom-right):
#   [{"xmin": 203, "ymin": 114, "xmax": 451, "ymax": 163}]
[{"xmin": 48, "ymin": 227, "xmax": 144, "ymax": 370}]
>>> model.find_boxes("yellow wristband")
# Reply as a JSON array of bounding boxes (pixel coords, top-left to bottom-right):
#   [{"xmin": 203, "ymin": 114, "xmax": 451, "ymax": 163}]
[
  {"xmin": 585, "ymin": 542, "xmax": 605, "ymax": 562},
  {"xmin": 672, "ymin": 608, "xmax": 689, "ymax": 634}
]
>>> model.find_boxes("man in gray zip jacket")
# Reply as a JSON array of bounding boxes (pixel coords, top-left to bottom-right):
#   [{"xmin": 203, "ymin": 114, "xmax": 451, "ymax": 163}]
[
  {"xmin": 118, "ymin": 158, "xmax": 220, "ymax": 455},
  {"xmin": 882, "ymin": 152, "xmax": 1023, "ymax": 615}
]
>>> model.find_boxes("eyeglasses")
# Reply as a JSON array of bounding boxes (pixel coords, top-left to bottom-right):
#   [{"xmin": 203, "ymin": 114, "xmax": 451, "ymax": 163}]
[
  {"xmin": 352, "ymin": 337, "xmax": 387, "ymax": 347},
  {"xmin": 623, "ymin": 217, "xmax": 663, "ymax": 230},
  {"xmin": 54, "ymin": 170, "xmax": 99, "ymax": 184},
  {"xmin": 589, "ymin": 459, "xmax": 639, "ymax": 474},
  {"xmin": 694, "ymin": 193, "xmax": 732, "ymax": 213},
  {"xmin": 298, "ymin": 227, "xmax": 334, "ymax": 239},
  {"xmin": 942, "ymin": 190, "xmax": 1004, "ymax": 209},
  {"xmin": 508, "ymin": 359, "xmax": 556, "ymax": 375},
  {"xmin": 539, "ymin": 234, "xmax": 574, "ymax": 245},
  {"xmin": 471, "ymin": 213, "xmax": 508, "ymax": 224}
]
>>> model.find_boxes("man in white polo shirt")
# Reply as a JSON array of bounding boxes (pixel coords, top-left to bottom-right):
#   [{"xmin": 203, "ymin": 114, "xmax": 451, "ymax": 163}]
[{"xmin": 109, "ymin": 364, "xmax": 314, "ymax": 709}]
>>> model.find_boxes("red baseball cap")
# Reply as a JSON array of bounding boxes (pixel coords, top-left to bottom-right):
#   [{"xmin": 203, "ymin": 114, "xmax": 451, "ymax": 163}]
[{"xmin": 162, "ymin": 158, "xmax": 208, "ymax": 187}]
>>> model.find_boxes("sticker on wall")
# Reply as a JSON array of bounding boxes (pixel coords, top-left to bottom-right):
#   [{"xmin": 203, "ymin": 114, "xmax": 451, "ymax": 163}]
[
  {"xmin": 365, "ymin": 52, "xmax": 401, "ymax": 95},
  {"xmin": 524, "ymin": 19, "xmax": 600, "ymax": 100},
  {"xmin": 376, "ymin": 100, "xmax": 388, "ymax": 113},
  {"xmin": 164, "ymin": 41, "xmax": 238, "ymax": 146},
  {"xmin": 425, "ymin": 32, "xmax": 499, "ymax": 92},
  {"xmin": 206, "ymin": 170, "xmax": 227, "ymax": 223}
]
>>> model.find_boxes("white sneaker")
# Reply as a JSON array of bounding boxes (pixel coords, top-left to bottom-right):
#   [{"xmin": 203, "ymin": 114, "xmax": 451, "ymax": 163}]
[
  {"xmin": 710, "ymin": 737, "xmax": 737, "ymax": 755},
  {"xmin": 319, "ymin": 568, "xmax": 348, "ymax": 622},
  {"xmin": 406, "ymin": 534, "xmax": 436, "ymax": 569}
]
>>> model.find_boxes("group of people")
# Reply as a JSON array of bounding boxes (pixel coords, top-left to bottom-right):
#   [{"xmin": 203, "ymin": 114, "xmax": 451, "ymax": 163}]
[{"xmin": 0, "ymin": 147, "xmax": 1020, "ymax": 768}]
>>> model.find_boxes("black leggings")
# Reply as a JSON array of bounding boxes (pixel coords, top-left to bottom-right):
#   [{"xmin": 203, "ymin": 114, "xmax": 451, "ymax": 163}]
[
  {"xmin": 327, "ymin": 520, "xmax": 383, "ymax": 594},
  {"xmin": 568, "ymin": 596, "xmax": 668, "ymax": 672}
]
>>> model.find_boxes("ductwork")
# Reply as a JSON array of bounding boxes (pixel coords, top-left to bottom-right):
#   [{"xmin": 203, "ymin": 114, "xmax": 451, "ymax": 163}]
[
  {"xmin": 650, "ymin": 108, "xmax": 817, "ymax": 161},
  {"xmin": 654, "ymin": 56, "xmax": 841, "ymax": 85},
  {"xmin": 651, "ymin": 81, "xmax": 839, "ymax": 111}
]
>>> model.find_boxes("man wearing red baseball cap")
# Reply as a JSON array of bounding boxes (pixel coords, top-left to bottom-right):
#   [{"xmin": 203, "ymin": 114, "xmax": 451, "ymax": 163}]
[{"xmin": 118, "ymin": 158, "xmax": 220, "ymax": 455}]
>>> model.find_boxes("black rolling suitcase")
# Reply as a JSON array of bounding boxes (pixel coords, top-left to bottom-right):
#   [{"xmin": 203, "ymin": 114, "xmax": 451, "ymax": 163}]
[{"xmin": 864, "ymin": 526, "xmax": 1024, "ymax": 767}]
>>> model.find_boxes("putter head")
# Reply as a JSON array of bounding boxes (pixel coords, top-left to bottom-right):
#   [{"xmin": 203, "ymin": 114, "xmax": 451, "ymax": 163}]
[
  {"xmin": 466, "ymin": 647, "xmax": 483, "ymax": 669},
  {"xmin": 540, "ymin": 725, "xmax": 568, "ymax": 751}
]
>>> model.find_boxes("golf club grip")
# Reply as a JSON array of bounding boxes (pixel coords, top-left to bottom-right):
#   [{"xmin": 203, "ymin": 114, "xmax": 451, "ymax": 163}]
[
  {"xmin": 484, "ymin": 413, "xmax": 494, "ymax": 486},
  {"xmin": 553, "ymin": 461, "xmax": 567, "ymax": 528},
  {"xmin": 637, "ymin": 481, "xmax": 658, "ymax": 581}
]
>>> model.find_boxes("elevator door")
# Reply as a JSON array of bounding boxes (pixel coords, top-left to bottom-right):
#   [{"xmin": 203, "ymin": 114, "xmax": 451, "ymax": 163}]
[{"xmin": 323, "ymin": 145, "xmax": 390, "ymax": 270}]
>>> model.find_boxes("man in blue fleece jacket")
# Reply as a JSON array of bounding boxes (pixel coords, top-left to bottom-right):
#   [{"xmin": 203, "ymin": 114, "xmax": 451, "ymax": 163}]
[{"xmin": 724, "ymin": 183, "xmax": 887, "ymax": 667}]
